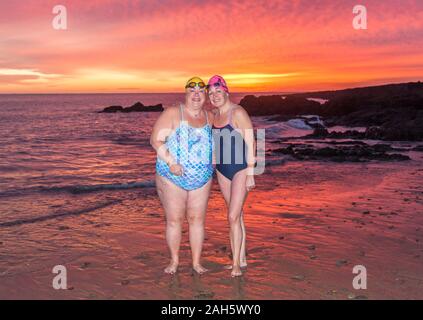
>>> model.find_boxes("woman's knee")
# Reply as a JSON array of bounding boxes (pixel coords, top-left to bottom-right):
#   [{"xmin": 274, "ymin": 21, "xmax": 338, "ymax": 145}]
[
  {"xmin": 166, "ymin": 215, "xmax": 184, "ymax": 228},
  {"xmin": 187, "ymin": 211, "xmax": 205, "ymax": 226},
  {"xmin": 156, "ymin": 186, "xmax": 164, "ymax": 198},
  {"xmin": 228, "ymin": 211, "xmax": 241, "ymax": 225}
]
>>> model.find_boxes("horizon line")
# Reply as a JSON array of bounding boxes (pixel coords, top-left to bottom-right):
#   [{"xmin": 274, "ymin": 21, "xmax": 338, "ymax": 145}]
[{"xmin": 0, "ymin": 80, "xmax": 421, "ymax": 96}]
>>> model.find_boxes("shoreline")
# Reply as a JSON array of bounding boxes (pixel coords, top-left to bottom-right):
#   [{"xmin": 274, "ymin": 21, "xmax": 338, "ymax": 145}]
[{"xmin": 1, "ymin": 160, "xmax": 422, "ymax": 299}]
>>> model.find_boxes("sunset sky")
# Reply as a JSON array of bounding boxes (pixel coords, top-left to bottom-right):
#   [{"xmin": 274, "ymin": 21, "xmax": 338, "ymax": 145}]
[{"xmin": 0, "ymin": 0, "xmax": 422, "ymax": 93}]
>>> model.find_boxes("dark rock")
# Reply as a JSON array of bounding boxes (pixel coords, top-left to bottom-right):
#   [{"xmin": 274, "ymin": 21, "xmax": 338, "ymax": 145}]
[
  {"xmin": 373, "ymin": 143, "xmax": 394, "ymax": 152},
  {"xmin": 311, "ymin": 127, "xmax": 329, "ymax": 137},
  {"xmin": 264, "ymin": 81, "xmax": 423, "ymax": 141},
  {"xmin": 99, "ymin": 102, "xmax": 163, "ymax": 113},
  {"xmin": 354, "ymin": 295, "xmax": 369, "ymax": 300},
  {"xmin": 122, "ymin": 101, "xmax": 144, "ymax": 112},
  {"xmin": 239, "ymin": 95, "xmax": 322, "ymax": 116},
  {"xmin": 336, "ymin": 259, "xmax": 348, "ymax": 267},
  {"xmin": 271, "ymin": 143, "xmax": 410, "ymax": 162},
  {"xmin": 101, "ymin": 105, "xmax": 124, "ymax": 113},
  {"xmin": 194, "ymin": 290, "xmax": 215, "ymax": 299}
]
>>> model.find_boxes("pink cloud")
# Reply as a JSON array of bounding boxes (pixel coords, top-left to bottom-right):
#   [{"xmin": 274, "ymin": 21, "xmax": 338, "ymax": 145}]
[{"xmin": 0, "ymin": 0, "xmax": 422, "ymax": 92}]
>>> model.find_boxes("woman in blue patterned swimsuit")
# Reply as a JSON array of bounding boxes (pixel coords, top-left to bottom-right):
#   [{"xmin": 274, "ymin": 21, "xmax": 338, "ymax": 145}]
[{"xmin": 150, "ymin": 77, "xmax": 214, "ymax": 275}]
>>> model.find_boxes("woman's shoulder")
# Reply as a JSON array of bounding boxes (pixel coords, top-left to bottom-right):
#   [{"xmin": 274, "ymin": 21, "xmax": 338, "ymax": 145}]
[
  {"xmin": 231, "ymin": 104, "xmax": 249, "ymax": 118},
  {"xmin": 155, "ymin": 105, "xmax": 181, "ymax": 130},
  {"xmin": 160, "ymin": 105, "xmax": 181, "ymax": 119},
  {"xmin": 163, "ymin": 104, "xmax": 180, "ymax": 114}
]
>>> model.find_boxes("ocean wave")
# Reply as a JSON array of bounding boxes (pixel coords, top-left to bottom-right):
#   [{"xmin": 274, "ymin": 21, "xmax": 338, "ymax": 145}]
[
  {"xmin": 0, "ymin": 180, "xmax": 156, "ymax": 198},
  {"xmin": 0, "ymin": 200, "xmax": 121, "ymax": 227},
  {"xmin": 264, "ymin": 157, "xmax": 286, "ymax": 167},
  {"xmin": 286, "ymin": 119, "xmax": 313, "ymax": 130},
  {"xmin": 47, "ymin": 180, "xmax": 156, "ymax": 194}
]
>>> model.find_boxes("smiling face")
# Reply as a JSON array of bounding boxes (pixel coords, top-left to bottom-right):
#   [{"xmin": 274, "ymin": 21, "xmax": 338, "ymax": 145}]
[
  {"xmin": 185, "ymin": 86, "xmax": 206, "ymax": 109},
  {"xmin": 208, "ymin": 86, "xmax": 228, "ymax": 108}
]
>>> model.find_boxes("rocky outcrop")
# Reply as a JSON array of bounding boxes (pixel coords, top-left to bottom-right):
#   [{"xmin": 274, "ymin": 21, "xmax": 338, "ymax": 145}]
[
  {"xmin": 272, "ymin": 143, "xmax": 410, "ymax": 162},
  {"xmin": 243, "ymin": 81, "xmax": 423, "ymax": 141},
  {"xmin": 239, "ymin": 95, "xmax": 322, "ymax": 116},
  {"xmin": 303, "ymin": 124, "xmax": 423, "ymax": 142},
  {"xmin": 101, "ymin": 105, "xmax": 124, "ymax": 113},
  {"xmin": 99, "ymin": 102, "xmax": 163, "ymax": 113}
]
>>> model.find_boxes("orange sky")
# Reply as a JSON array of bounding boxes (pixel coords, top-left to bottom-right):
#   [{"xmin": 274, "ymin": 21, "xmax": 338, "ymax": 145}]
[{"xmin": 0, "ymin": 0, "xmax": 422, "ymax": 93}]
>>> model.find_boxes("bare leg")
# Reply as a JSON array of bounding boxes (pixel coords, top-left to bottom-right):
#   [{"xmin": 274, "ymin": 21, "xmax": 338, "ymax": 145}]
[
  {"xmin": 216, "ymin": 171, "xmax": 247, "ymax": 268},
  {"xmin": 186, "ymin": 179, "xmax": 212, "ymax": 274},
  {"xmin": 228, "ymin": 169, "xmax": 248, "ymax": 277},
  {"xmin": 240, "ymin": 213, "xmax": 247, "ymax": 266},
  {"xmin": 156, "ymin": 174, "xmax": 187, "ymax": 274},
  {"xmin": 217, "ymin": 170, "xmax": 248, "ymax": 276}
]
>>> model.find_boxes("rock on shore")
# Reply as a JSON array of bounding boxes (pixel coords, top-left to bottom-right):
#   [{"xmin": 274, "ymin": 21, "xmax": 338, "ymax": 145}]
[{"xmin": 99, "ymin": 102, "xmax": 163, "ymax": 113}]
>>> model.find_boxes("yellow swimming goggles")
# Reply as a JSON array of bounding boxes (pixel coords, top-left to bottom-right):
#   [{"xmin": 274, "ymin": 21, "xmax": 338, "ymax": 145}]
[{"xmin": 185, "ymin": 77, "xmax": 206, "ymax": 89}]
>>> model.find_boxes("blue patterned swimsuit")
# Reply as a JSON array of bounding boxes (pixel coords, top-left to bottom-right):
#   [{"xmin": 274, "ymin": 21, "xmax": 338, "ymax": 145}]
[{"xmin": 156, "ymin": 104, "xmax": 214, "ymax": 190}]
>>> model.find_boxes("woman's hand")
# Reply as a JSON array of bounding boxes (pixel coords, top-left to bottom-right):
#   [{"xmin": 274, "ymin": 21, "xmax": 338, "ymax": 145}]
[
  {"xmin": 246, "ymin": 175, "xmax": 255, "ymax": 192},
  {"xmin": 169, "ymin": 163, "xmax": 184, "ymax": 176}
]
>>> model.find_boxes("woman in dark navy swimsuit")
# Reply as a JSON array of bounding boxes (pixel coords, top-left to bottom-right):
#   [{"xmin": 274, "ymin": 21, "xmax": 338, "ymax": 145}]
[{"xmin": 208, "ymin": 75, "xmax": 256, "ymax": 277}]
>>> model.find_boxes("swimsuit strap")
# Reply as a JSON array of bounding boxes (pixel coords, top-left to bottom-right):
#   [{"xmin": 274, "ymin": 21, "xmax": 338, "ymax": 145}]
[
  {"xmin": 179, "ymin": 103, "xmax": 184, "ymax": 122},
  {"xmin": 204, "ymin": 109, "xmax": 209, "ymax": 125},
  {"xmin": 177, "ymin": 103, "xmax": 184, "ymax": 164},
  {"xmin": 228, "ymin": 104, "xmax": 234, "ymax": 127}
]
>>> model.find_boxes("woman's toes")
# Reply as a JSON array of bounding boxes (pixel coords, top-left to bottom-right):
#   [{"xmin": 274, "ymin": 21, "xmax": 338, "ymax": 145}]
[
  {"xmin": 164, "ymin": 261, "xmax": 178, "ymax": 274},
  {"xmin": 193, "ymin": 264, "xmax": 208, "ymax": 274},
  {"xmin": 231, "ymin": 265, "xmax": 242, "ymax": 277}
]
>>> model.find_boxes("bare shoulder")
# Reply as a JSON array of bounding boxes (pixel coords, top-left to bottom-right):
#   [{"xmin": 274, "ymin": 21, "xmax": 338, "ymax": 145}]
[
  {"xmin": 232, "ymin": 104, "xmax": 250, "ymax": 119},
  {"xmin": 162, "ymin": 105, "xmax": 181, "ymax": 122},
  {"xmin": 154, "ymin": 105, "xmax": 180, "ymax": 130},
  {"xmin": 162, "ymin": 105, "xmax": 179, "ymax": 117}
]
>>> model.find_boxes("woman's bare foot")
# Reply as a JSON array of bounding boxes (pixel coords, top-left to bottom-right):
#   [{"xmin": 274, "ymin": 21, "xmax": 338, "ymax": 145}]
[
  {"xmin": 164, "ymin": 260, "xmax": 179, "ymax": 274},
  {"xmin": 223, "ymin": 261, "xmax": 247, "ymax": 269},
  {"xmin": 192, "ymin": 264, "xmax": 208, "ymax": 274},
  {"xmin": 231, "ymin": 265, "xmax": 242, "ymax": 277}
]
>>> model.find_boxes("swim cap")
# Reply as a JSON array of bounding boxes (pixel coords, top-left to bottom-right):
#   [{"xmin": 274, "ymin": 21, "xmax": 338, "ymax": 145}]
[
  {"xmin": 185, "ymin": 76, "xmax": 206, "ymax": 89},
  {"xmin": 207, "ymin": 75, "xmax": 229, "ymax": 93}
]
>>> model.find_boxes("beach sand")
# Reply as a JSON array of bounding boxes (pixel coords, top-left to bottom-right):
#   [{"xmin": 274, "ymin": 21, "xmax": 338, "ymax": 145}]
[{"xmin": 1, "ymin": 158, "xmax": 422, "ymax": 300}]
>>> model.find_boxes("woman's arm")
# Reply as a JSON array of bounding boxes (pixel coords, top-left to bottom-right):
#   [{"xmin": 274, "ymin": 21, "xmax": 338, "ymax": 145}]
[
  {"xmin": 233, "ymin": 106, "xmax": 256, "ymax": 176},
  {"xmin": 207, "ymin": 110, "xmax": 217, "ymax": 167},
  {"xmin": 150, "ymin": 107, "xmax": 177, "ymax": 166}
]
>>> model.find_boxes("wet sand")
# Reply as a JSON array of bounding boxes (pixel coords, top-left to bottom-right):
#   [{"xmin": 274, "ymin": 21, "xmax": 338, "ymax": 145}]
[{"xmin": 1, "ymin": 159, "xmax": 422, "ymax": 299}]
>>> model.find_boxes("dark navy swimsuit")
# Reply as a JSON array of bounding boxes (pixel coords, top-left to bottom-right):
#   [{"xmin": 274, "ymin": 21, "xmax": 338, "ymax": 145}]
[{"xmin": 212, "ymin": 105, "xmax": 248, "ymax": 181}]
